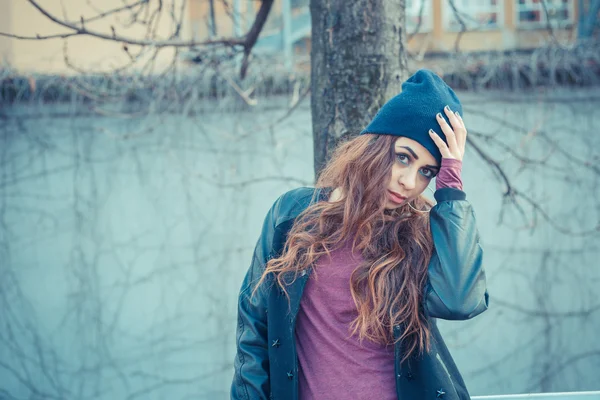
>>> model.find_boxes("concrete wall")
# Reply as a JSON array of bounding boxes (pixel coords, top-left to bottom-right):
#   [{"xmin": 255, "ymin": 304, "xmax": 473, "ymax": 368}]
[{"xmin": 0, "ymin": 88, "xmax": 599, "ymax": 398}]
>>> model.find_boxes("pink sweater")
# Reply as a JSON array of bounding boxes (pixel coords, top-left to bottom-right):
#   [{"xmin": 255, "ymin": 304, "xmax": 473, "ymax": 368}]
[{"xmin": 294, "ymin": 159, "xmax": 463, "ymax": 399}]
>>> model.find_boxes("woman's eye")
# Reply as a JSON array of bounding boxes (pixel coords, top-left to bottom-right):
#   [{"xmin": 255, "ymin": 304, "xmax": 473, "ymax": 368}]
[
  {"xmin": 396, "ymin": 154, "xmax": 409, "ymax": 164},
  {"xmin": 420, "ymin": 168, "xmax": 435, "ymax": 178}
]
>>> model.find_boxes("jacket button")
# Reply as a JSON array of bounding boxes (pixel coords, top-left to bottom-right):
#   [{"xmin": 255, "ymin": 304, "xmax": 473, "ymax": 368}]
[
  {"xmin": 436, "ymin": 388, "xmax": 446, "ymax": 398},
  {"xmin": 287, "ymin": 371, "xmax": 294, "ymax": 380},
  {"xmin": 271, "ymin": 339, "xmax": 281, "ymax": 348}
]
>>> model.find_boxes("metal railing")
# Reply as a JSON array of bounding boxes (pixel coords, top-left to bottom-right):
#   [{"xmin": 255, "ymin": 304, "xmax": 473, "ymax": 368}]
[{"xmin": 472, "ymin": 391, "xmax": 600, "ymax": 399}]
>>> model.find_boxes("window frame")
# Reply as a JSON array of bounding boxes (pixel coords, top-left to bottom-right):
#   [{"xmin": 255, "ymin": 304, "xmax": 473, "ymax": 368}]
[
  {"xmin": 515, "ymin": 0, "xmax": 575, "ymax": 30},
  {"xmin": 443, "ymin": 0, "xmax": 505, "ymax": 32}
]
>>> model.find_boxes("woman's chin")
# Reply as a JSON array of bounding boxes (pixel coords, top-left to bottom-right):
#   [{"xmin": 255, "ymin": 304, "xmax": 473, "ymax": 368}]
[{"xmin": 385, "ymin": 199, "xmax": 405, "ymax": 210}]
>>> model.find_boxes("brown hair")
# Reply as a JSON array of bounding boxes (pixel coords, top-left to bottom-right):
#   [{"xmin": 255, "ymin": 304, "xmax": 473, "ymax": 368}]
[{"xmin": 254, "ymin": 134, "xmax": 435, "ymax": 363}]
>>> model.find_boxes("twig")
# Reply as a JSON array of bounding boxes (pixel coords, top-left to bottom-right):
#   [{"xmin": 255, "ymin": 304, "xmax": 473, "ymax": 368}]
[
  {"xmin": 540, "ymin": 0, "xmax": 559, "ymax": 46},
  {"xmin": 447, "ymin": 0, "xmax": 467, "ymax": 52},
  {"xmin": 407, "ymin": 0, "xmax": 425, "ymax": 41},
  {"xmin": 6, "ymin": 0, "xmax": 245, "ymax": 48},
  {"xmin": 78, "ymin": 0, "xmax": 147, "ymax": 25},
  {"xmin": 240, "ymin": 0, "xmax": 274, "ymax": 79}
]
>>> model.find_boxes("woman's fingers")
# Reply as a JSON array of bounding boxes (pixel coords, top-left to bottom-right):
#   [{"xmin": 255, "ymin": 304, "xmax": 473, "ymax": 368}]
[
  {"xmin": 454, "ymin": 112, "xmax": 467, "ymax": 151},
  {"xmin": 428, "ymin": 129, "xmax": 452, "ymax": 159},
  {"xmin": 436, "ymin": 110, "xmax": 459, "ymax": 156},
  {"xmin": 435, "ymin": 106, "xmax": 467, "ymax": 160},
  {"xmin": 430, "ymin": 106, "xmax": 468, "ymax": 161}
]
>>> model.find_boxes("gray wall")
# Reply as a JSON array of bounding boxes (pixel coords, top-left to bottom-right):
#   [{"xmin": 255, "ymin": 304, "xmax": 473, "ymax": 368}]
[{"xmin": 1, "ymin": 89, "xmax": 599, "ymax": 399}]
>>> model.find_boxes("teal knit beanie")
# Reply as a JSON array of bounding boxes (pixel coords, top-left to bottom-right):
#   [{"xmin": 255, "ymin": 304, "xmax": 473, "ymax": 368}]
[{"xmin": 360, "ymin": 69, "xmax": 462, "ymax": 164}]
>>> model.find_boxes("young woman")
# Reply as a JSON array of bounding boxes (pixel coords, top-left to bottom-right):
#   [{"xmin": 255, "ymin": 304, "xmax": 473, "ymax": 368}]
[{"xmin": 231, "ymin": 69, "xmax": 489, "ymax": 400}]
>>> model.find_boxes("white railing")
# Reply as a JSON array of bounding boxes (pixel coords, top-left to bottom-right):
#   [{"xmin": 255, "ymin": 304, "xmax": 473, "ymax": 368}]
[{"xmin": 473, "ymin": 392, "xmax": 600, "ymax": 400}]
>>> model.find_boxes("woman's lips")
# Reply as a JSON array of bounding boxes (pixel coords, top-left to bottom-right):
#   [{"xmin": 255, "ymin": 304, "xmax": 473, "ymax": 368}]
[{"xmin": 388, "ymin": 190, "xmax": 407, "ymax": 204}]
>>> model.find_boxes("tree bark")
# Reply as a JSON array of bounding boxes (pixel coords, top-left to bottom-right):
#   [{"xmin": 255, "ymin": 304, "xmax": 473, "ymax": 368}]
[{"xmin": 310, "ymin": 0, "xmax": 408, "ymax": 178}]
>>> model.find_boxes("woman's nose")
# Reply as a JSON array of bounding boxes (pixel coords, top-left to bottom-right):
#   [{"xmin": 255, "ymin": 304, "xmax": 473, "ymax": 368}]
[{"xmin": 398, "ymin": 172, "xmax": 417, "ymax": 191}]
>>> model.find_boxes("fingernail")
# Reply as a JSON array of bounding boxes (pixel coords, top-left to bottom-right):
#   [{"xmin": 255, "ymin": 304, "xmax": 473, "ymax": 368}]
[
  {"xmin": 436, "ymin": 113, "xmax": 442, "ymax": 119},
  {"xmin": 444, "ymin": 105, "xmax": 450, "ymax": 111},
  {"xmin": 429, "ymin": 129, "xmax": 435, "ymax": 135},
  {"xmin": 455, "ymin": 111, "xmax": 460, "ymax": 117}
]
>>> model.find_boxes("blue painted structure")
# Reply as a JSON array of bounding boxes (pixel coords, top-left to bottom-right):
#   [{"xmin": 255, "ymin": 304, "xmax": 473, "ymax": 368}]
[{"xmin": 254, "ymin": 6, "xmax": 311, "ymax": 54}]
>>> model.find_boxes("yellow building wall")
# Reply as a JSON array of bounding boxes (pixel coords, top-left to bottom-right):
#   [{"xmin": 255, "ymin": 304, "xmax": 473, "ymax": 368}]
[
  {"xmin": 0, "ymin": 1, "xmax": 13, "ymax": 65},
  {"xmin": 407, "ymin": 0, "xmax": 578, "ymax": 54},
  {"xmin": 2, "ymin": 0, "xmax": 189, "ymax": 74},
  {"xmin": 1, "ymin": 0, "xmax": 583, "ymax": 73}
]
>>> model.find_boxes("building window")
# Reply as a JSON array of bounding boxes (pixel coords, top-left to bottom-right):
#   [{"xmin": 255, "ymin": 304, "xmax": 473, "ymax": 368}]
[
  {"xmin": 406, "ymin": 0, "xmax": 433, "ymax": 33},
  {"xmin": 444, "ymin": 0, "xmax": 503, "ymax": 31},
  {"xmin": 516, "ymin": 0, "xmax": 574, "ymax": 28}
]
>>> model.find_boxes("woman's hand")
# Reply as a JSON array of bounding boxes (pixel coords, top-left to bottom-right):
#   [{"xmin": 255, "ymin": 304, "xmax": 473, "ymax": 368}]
[{"xmin": 428, "ymin": 105, "xmax": 467, "ymax": 161}]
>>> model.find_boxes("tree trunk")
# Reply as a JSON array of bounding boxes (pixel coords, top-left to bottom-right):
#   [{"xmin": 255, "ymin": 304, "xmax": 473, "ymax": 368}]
[{"xmin": 310, "ymin": 0, "xmax": 408, "ymax": 178}]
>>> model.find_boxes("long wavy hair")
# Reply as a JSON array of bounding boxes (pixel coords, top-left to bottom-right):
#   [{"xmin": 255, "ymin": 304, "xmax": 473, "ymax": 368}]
[{"xmin": 254, "ymin": 134, "xmax": 436, "ymax": 363}]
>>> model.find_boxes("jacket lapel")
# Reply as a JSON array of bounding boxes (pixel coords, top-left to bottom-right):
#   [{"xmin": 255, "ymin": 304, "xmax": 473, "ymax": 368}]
[{"xmin": 276, "ymin": 187, "xmax": 329, "ymax": 322}]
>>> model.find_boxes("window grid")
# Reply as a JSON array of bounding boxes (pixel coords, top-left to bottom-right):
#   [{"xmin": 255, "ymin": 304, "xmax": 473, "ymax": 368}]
[
  {"xmin": 444, "ymin": 0, "xmax": 504, "ymax": 31},
  {"xmin": 516, "ymin": 0, "xmax": 574, "ymax": 28}
]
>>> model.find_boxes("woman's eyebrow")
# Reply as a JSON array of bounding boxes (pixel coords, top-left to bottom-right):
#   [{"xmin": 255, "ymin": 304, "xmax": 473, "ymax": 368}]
[
  {"xmin": 399, "ymin": 146, "xmax": 419, "ymax": 159},
  {"xmin": 398, "ymin": 146, "xmax": 440, "ymax": 169}
]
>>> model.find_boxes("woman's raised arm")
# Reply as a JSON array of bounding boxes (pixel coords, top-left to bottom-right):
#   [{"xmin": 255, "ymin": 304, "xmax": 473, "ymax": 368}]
[{"xmin": 424, "ymin": 187, "xmax": 489, "ymax": 320}]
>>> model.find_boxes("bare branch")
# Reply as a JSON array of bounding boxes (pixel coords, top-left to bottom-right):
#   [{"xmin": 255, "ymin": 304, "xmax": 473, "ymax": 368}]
[
  {"xmin": 4, "ymin": 0, "xmax": 276, "ymax": 79},
  {"xmin": 447, "ymin": 0, "xmax": 467, "ymax": 52},
  {"xmin": 82, "ymin": 0, "xmax": 147, "ymax": 25},
  {"xmin": 407, "ymin": 0, "xmax": 425, "ymax": 41},
  {"xmin": 8, "ymin": 0, "xmax": 245, "ymax": 48},
  {"xmin": 0, "ymin": 31, "xmax": 79, "ymax": 41},
  {"xmin": 466, "ymin": 131, "xmax": 600, "ymax": 235},
  {"xmin": 540, "ymin": 0, "xmax": 559, "ymax": 46},
  {"xmin": 240, "ymin": 0, "xmax": 275, "ymax": 79}
]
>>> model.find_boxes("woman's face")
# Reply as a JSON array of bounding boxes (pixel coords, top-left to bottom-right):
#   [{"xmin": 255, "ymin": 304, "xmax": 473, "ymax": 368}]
[{"xmin": 385, "ymin": 137, "xmax": 440, "ymax": 210}]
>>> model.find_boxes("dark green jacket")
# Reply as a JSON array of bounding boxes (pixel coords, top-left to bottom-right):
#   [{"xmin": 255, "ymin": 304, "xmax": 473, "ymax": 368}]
[{"xmin": 231, "ymin": 187, "xmax": 489, "ymax": 400}]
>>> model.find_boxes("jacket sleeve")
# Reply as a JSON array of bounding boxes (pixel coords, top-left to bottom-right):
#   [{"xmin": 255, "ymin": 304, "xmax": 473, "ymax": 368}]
[
  {"xmin": 424, "ymin": 187, "xmax": 489, "ymax": 320},
  {"xmin": 231, "ymin": 196, "xmax": 282, "ymax": 400}
]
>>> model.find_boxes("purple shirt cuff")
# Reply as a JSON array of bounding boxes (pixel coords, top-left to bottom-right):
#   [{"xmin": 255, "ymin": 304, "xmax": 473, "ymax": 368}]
[{"xmin": 436, "ymin": 158, "xmax": 463, "ymax": 191}]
